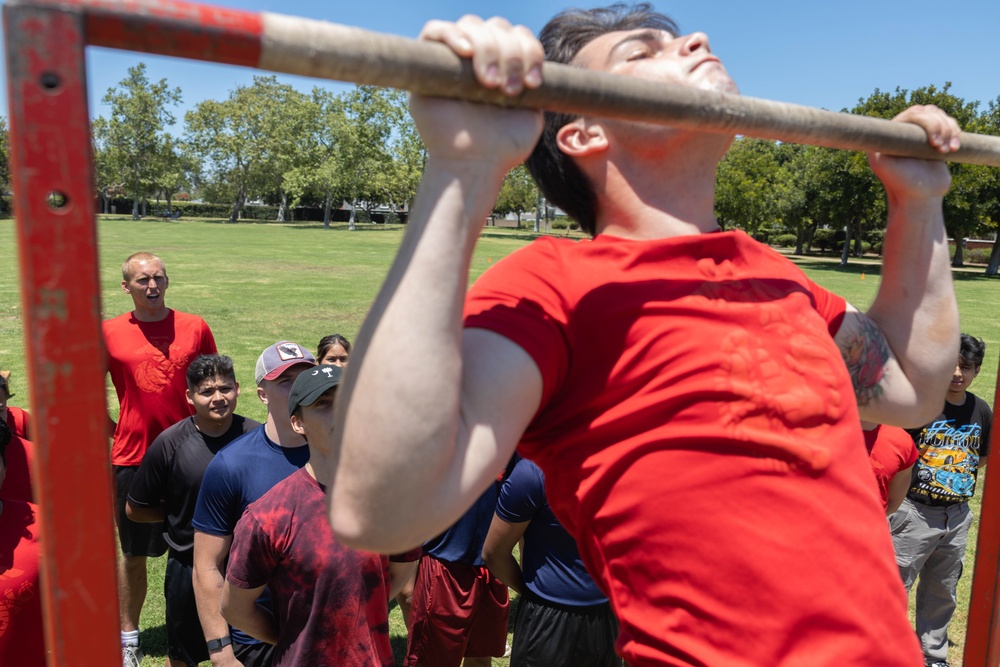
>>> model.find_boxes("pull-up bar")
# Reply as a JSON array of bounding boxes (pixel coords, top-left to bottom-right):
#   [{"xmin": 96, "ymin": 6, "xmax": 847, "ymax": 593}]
[
  {"xmin": 3, "ymin": 1, "xmax": 999, "ymax": 667},
  {"xmin": 18, "ymin": 0, "xmax": 1000, "ymax": 165}
]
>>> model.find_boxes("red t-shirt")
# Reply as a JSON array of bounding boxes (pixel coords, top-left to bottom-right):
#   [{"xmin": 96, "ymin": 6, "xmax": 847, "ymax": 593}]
[
  {"xmin": 0, "ymin": 499, "xmax": 45, "ymax": 666},
  {"xmin": 5, "ymin": 407, "xmax": 30, "ymax": 440},
  {"xmin": 464, "ymin": 230, "xmax": 921, "ymax": 666},
  {"xmin": 863, "ymin": 424, "xmax": 919, "ymax": 509},
  {"xmin": 104, "ymin": 309, "xmax": 216, "ymax": 466},
  {"xmin": 0, "ymin": 435, "xmax": 34, "ymax": 503},
  {"xmin": 227, "ymin": 469, "xmax": 414, "ymax": 667}
]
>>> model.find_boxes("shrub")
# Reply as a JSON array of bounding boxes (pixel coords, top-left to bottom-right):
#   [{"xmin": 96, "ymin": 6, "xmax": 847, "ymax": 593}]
[
  {"xmin": 550, "ymin": 218, "xmax": 579, "ymax": 230},
  {"xmin": 774, "ymin": 234, "xmax": 797, "ymax": 248},
  {"xmin": 964, "ymin": 248, "xmax": 992, "ymax": 265},
  {"xmin": 812, "ymin": 228, "xmax": 837, "ymax": 252}
]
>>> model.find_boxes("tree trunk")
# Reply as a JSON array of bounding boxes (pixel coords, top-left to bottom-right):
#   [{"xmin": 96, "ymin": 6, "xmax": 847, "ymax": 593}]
[
  {"xmin": 230, "ymin": 187, "xmax": 246, "ymax": 223},
  {"xmin": 804, "ymin": 223, "xmax": 817, "ymax": 254},
  {"xmin": 165, "ymin": 191, "xmax": 173, "ymax": 216},
  {"xmin": 276, "ymin": 190, "xmax": 287, "ymax": 222},
  {"xmin": 323, "ymin": 191, "xmax": 332, "ymax": 230},
  {"xmin": 534, "ymin": 193, "xmax": 543, "ymax": 233},
  {"xmin": 794, "ymin": 225, "xmax": 804, "ymax": 255},
  {"xmin": 853, "ymin": 221, "xmax": 864, "ymax": 257},
  {"xmin": 141, "ymin": 197, "xmax": 147, "ymax": 217},
  {"xmin": 348, "ymin": 198, "xmax": 357, "ymax": 231},
  {"xmin": 840, "ymin": 223, "xmax": 852, "ymax": 267},
  {"xmin": 986, "ymin": 240, "xmax": 1000, "ymax": 276},
  {"xmin": 952, "ymin": 240, "xmax": 965, "ymax": 268},
  {"xmin": 132, "ymin": 187, "xmax": 140, "ymax": 220}
]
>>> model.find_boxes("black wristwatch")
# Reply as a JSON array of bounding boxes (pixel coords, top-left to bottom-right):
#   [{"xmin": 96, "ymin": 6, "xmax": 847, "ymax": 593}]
[{"xmin": 206, "ymin": 636, "xmax": 232, "ymax": 652}]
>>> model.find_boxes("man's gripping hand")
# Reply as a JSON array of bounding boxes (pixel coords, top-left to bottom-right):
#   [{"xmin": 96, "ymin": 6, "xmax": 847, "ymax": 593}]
[
  {"xmin": 411, "ymin": 15, "xmax": 544, "ymax": 172},
  {"xmin": 868, "ymin": 104, "xmax": 961, "ymax": 202}
]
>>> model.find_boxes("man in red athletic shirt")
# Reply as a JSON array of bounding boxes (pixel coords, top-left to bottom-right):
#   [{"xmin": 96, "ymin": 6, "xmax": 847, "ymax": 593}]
[
  {"xmin": 328, "ymin": 6, "xmax": 961, "ymax": 666},
  {"xmin": 0, "ymin": 419, "xmax": 44, "ymax": 665},
  {"xmin": 0, "ymin": 371, "xmax": 30, "ymax": 440},
  {"xmin": 104, "ymin": 251, "xmax": 217, "ymax": 666}
]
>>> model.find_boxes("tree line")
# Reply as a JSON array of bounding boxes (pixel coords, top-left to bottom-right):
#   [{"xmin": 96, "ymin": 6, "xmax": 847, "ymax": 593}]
[
  {"xmin": 2, "ymin": 64, "xmax": 999, "ymax": 272},
  {"xmin": 716, "ymin": 84, "xmax": 1000, "ymax": 273}
]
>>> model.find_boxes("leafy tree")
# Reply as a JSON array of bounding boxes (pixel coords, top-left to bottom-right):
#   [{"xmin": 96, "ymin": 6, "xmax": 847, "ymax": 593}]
[
  {"xmin": 850, "ymin": 84, "xmax": 988, "ymax": 266},
  {"xmin": 150, "ymin": 137, "xmax": 198, "ymax": 214},
  {"xmin": 494, "ymin": 165, "xmax": 538, "ymax": 227},
  {"xmin": 91, "ymin": 116, "xmax": 127, "ymax": 214},
  {"xmin": 336, "ymin": 86, "xmax": 408, "ymax": 229},
  {"xmin": 384, "ymin": 111, "xmax": 426, "ymax": 219},
  {"xmin": 715, "ymin": 138, "xmax": 799, "ymax": 239},
  {"xmin": 0, "ymin": 117, "xmax": 10, "ymax": 214},
  {"xmin": 979, "ymin": 98, "xmax": 1000, "ymax": 276},
  {"xmin": 284, "ymin": 88, "xmax": 352, "ymax": 228},
  {"xmin": 100, "ymin": 63, "xmax": 181, "ymax": 219},
  {"xmin": 185, "ymin": 76, "xmax": 305, "ymax": 222}
]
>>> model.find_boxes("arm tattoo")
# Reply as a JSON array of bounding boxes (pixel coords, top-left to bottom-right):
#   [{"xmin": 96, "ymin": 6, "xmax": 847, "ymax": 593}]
[{"xmin": 840, "ymin": 315, "xmax": 889, "ymax": 407}]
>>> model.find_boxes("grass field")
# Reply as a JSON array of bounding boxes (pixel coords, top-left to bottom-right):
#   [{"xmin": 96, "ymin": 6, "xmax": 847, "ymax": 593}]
[{"xmin": 1, "ymin": 215, "xmax": 996, "ymax": 666}]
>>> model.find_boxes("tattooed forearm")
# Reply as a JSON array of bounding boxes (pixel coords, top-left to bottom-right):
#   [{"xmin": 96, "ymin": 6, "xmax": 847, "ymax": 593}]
[{"xmin": 840, "ymin": 315, "xmax": 889, "ymax": 407}]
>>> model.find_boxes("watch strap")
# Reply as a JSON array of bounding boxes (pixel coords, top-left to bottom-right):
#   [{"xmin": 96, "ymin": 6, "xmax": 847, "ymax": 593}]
[{"xmin": 206, "ymin": 636, "xmax": 232, "ymax": 652}]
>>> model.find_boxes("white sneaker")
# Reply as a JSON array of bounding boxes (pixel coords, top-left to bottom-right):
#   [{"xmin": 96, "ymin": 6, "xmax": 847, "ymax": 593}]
[{"xmin": 122, "ymin": 644, "xmax": 143, "ymax": 667}]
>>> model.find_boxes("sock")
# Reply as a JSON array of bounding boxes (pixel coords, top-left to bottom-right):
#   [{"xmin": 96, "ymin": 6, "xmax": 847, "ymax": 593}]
[{"xmin": 121, "ymin": 630, "xmax": 139, "ymax": 648}]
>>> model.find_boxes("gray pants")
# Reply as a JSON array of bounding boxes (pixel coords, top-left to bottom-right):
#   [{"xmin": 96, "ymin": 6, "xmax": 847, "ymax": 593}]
[{"xmin": 889, "ymin": 497, "xmax": 972, "ymax": 665}]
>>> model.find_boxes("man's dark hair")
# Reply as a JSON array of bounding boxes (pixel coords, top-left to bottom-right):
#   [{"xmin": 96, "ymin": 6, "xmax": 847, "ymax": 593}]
[
  {"xmin": 0, "ymin": 420, "xmax": 11, "ymax": 465},
  {"xmin": 959, "ymin": 334, "xmax": 986, "ymax": 368},
  {"xmin": 186, "ymin": 354, "xmax": 236, "ymax": 391},
  {"xmin": 525, "ymin": 3, "xmax": 679, "ymax": 236}
]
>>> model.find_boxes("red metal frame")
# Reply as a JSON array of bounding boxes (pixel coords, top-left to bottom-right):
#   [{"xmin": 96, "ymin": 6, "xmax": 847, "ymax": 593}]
[
  {"xmin": 965, "ymin": 370, "xmax": 1000, "ymax": 666},
  {"xmin": 3, "ymin": 0, "xmax": 998, "ymax": 665},
  {"xmin": 3, "ymin": 3, "xmax": 120, "ymax": 665}
]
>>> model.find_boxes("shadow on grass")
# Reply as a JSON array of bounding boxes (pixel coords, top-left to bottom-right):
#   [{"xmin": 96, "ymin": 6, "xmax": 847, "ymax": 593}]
[
  {"xmin": 138, "ymin": 624, "xmax": 168, "ymax": 661},
  {"xmin": 201, "ymin": 220, "xmax": 409, "ymax": 232},
  {"xmin": 788, "ymin": 255, "xmax": 1000, "ymax": 282}
]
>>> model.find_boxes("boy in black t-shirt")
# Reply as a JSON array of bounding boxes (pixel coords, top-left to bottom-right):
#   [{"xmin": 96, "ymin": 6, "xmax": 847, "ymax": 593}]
[
  {"xmin": 127, "ymin": 355, "xmax": 259, "ymax": 667},
  {"xmin": 890, "ymin": 333, "xmax": 992, "ymax": 667}
]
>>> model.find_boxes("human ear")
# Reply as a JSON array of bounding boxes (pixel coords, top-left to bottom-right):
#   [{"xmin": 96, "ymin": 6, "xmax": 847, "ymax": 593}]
[
  {"xmin": 556, "ymin": 119, "xmax": 608, "ymax": 157},
  {"xmin": 290, "ymin": 414, "xmax": 306, "ymax": 437}
]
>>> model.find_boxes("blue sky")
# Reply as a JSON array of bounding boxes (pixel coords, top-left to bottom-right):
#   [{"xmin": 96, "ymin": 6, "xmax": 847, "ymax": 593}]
[{"xmin": 3, "ymin": 0, "xmax": 998, "ymax": 130}]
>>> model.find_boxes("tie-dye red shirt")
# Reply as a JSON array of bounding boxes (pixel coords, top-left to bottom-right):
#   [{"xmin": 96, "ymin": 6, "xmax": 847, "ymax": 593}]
[{"xmin": 227, "ymin": 468, "xmax": 404, "ymax": 666}]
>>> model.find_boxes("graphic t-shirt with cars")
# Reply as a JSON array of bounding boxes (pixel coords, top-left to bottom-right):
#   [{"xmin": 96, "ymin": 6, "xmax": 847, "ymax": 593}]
[{"xmin": 907, "ymin": 392, "xmax": 993, "ymax": 506}]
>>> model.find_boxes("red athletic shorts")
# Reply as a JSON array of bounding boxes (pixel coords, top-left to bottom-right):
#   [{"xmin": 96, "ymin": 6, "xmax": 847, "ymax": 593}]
[{"xmin": 404, "ymin": 555, "xmax": 510, "ymax": 667}]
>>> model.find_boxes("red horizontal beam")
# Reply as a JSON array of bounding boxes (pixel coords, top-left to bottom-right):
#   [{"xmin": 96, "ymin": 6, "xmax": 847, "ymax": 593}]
[{"xmin": 15, "ymin": 0, "xmax": 264, "ymax": 65}]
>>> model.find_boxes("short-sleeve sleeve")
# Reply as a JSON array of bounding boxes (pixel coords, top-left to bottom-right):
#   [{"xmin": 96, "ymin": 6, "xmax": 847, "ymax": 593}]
[
  {"xmin": 464, "ymin": 241, "xmax": 571, "ymax": 408},
  {"xmin": 199, "ymin": 319, "xmax": 218, "ymax": 355},
  {"xmin": 226, "ymin": 510, "xmax": 278, "ymax": 590},
  {"xmin": 803, "ymin": 276, "xmax": 847, "ymax": 337},
  {"xmin": 978, "ymin": 398, "xmax": 993, "ymax": 459},
  {"xmin": 127, "ymin": 433, "xmax": 172, "ymax": 507},
  {"xmin": 495, "ymin": 459, "xmax": 546, "ymax": 524},
  {"xmin": 192, "ymin": 453, "xmax": 239, "ymax": 535}
]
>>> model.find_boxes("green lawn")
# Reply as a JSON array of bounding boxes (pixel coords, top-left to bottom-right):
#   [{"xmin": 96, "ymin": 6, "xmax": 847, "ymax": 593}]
[{"xmin": 1, "ymin": 216, "xmax": 996, "ymax": 666}]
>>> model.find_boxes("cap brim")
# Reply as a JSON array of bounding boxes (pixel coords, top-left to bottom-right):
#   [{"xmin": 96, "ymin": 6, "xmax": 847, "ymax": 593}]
[{"xmin": 262, "ymin": 360, "xmax": 315, "ymax": 382}]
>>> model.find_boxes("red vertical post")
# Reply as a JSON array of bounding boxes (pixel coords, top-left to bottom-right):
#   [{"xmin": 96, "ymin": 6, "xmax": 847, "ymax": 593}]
[
  {"xmin": 964, "ymin": 358, "xmax": 1000, "ymax": 667},
  {"xmin": 3, "ymin": 3, "xmax": 120, "ymax": 665}
]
